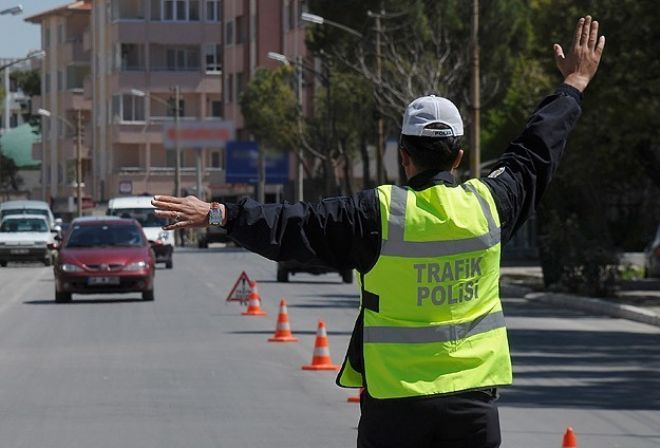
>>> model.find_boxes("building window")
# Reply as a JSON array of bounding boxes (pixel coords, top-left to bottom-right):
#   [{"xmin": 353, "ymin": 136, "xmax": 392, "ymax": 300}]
[
  {"xmin": 236, "ymin": 72, "xmax": 246, "ymax": 99},
  {"xmin": 210, "ymin": 151, "xmax": 221, "ymax": 168},
  {"xmin": 206, "ymin": 0, "xmax": 220, "ymax": 21},
  {"xmin": 236, "ymin": 15, "xmax": 247, "ymax": 44},
  {"xmin": 205, "ymin": 44, "xmax": 222, "ymax": 73},
  {"xmin": 226, "ymin": 74, "xmax": 234, "ymax": 103},
  {"xmin": 112, "ymin": 0, "xmax": 145, "ymax": 20},
  {"xmin": 113, "ymin": 94, "xmax": 146, "ymax": 122},
  {"xmin": 119, "ymin": 43, "xmax": 144, "ymax": 71},
  {"xmin": 43, "ymin": 26, "xmax": 50, "ymax": 48},
  {"xmin": 225, "ymin": 20, "xmax": 234, "ymax": 45},
  {"xmin": 211, "ymin": 100, "xmax": 222, "ymax": 118},
  {"xmin": 163, "ymin": 46, "xmax": 200, "ymax": 72},
  {"xmin": 57, "ymin": 70, "xmax": 64, "ymax": 91},
  {"xmin": 161, "ymin": 0, "xmax": 198, "ymax": 21},
  {"xmin": 166, "ymin": 98, "xmax": 185, "ymax": 117},
  {"xmin": 58, "ymin": 23, "xmax": 64, "ymax": 44}
]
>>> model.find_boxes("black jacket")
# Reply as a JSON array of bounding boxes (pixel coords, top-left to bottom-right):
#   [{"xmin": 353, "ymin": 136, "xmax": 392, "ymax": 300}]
[{"xmin": 225, "ymin": 84, "xmax": 583, "ymax": 270}]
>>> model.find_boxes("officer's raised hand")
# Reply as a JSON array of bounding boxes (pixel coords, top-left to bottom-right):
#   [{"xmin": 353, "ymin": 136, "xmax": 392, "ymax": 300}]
[{"xmin": 554, "ymin": 15, "xmax": 605, "ymax": 92}]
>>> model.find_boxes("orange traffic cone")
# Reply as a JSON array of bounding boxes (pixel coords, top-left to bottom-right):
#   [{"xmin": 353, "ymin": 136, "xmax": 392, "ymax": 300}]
[
  {"xmin": 302, "ymin": 320, "xmax": 340, "ymax": 371},
  {"xmin": 241, "ymin": 281, "xmax": 267, "ymax": 316},
  {"xmin": 562, "ymin": 427, "xmax": 578, "ymax": 448},
  {"xmin": 268, "ymin": 299, "xmax": 298, "ymax": 342},
  {"xmin": 347, "ymin": 388, "xmax": 363, "ymax": 403}
]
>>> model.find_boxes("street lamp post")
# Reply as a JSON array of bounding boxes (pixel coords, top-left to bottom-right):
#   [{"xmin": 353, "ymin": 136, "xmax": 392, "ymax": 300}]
[
  {"xmin": 38, "ymin": 108, "xmax": 84, "ymax": 217},
  {"xmin": 267, "ymin": 51, "xmax": 304, "ymax": 202}
]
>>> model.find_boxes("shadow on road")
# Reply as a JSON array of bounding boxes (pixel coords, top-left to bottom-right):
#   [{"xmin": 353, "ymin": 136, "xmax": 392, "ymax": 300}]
[
  {"xmin": 24, "ymin": 298, "xmax": 147, "ymax": 305},
  {"xmin": 500, "ymin": 297, "xmax": 660, "ymax": 410},
  {"xmin": 289, "ymin": 298, "xmax": 359, "ymax": 309},
  {"xmin": 229, "ymin": 329, "xmax": 353, "ymax": 336}
]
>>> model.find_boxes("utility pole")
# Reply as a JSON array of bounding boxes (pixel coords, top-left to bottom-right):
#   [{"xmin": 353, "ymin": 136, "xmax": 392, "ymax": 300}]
[
  {"xmin": 295, "ymin": 56, "xmax": 304, "ymax": 202},
  {"xmin": 76, "ymin": 109, "xmax": 83, "ymax": 217},
  {"xmin": 469, "ymin": 0, "xmax": 481, "ymax": 178},
  {"xmin": 174, "ymin": 85, "xmax": 182, "ymax": 198},
  {"xmin": 375, "ymin": 5, "xmax": 385, "ymax": 185}
]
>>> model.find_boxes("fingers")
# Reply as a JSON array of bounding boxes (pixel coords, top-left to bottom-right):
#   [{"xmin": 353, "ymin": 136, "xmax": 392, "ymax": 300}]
[
  {"xmin": 579, "ymin": 16, "xmax": 592, "ymax": 47},
  {"xmin": 553, "ymin": 44, "xmax": 565, "ymax": 60},
  {"xmin": 152, "ymin": 195, "xmax": 185, "ymax": 205},
  {"xmin": 595, "ymin": 35, "xmax": 606, "ymax": 55},
  {"xmin": 588, "ymin": 19, "xmax": 599, "ymax": 49},
  {"xmin": 154, "ymin": 210, "xmax": 179, "ymax": 220},
  {"xmin": 152, "ymin": 200, "xmax": 184, "ymax": 212},
  {"xmin": 163, "ymin": 221, "xmax": 194, "ymax": 231},
  {"xmin": 572, "ymin": 17, "xmax": 585, "ymax": 48}
]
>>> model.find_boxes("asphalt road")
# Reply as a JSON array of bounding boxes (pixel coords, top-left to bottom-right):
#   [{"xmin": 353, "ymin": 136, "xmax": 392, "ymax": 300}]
[{"xmin": 0, "ymin": 248, "xmax": 658, "ymax": 448}]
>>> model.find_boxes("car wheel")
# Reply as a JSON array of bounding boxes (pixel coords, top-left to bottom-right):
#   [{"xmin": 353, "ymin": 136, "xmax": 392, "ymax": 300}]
[
  {"xmin": 43, "ymin": 257, "xmax": 52, "ymax": 267},
  {"xmin": 142, "ymin": 290, "xmax": 155, "ymax": 301},
  {"xmin": 342, "ymin": 270, "xmax": 354, "ymax": 284},
  {"xmin": 0, "ymin": 261, "xmax": 7, "ymax": 267},
  {"xmin": 165, "ymin": 259, "xmax": 173, "ymax": 269},
  {"xmin": 277, "ymin": 267, "xmax": 289, "ymax": 283},
  {"xmin": 55, "ymin": 291, "xmax": 72, "ymax": 303}
]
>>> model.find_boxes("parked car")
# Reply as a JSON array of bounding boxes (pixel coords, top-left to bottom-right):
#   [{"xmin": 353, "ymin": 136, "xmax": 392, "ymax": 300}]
[
  {"xmin": 277, "ymin": 260, "xmax": 353, "ymax": 283},
  {"xmin": 0, "ymin": 215, "xmax": 57, "ymax": 267},
  {"xmin": 53, "ymin": 217, "xmax": 156, "ymax": 302},
  {"xmin": 644, "ymin": 225, "xmax": 660, "ymax": 278},
  {"xmin": 107, "ymin": 196, "xmax": 174, "ymax": 269}
]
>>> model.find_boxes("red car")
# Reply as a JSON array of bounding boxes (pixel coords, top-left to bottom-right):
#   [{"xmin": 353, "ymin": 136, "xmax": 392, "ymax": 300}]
[{"xmin": 53, "ymin": 217, "xmax": 156, "ymax": 302}]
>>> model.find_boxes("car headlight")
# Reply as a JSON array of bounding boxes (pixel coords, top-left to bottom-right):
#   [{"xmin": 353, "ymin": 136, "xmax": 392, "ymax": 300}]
[
  {"xmin": 61, "ymin": 263, "xmax": 84, "ymax": 273},
  {"xmin": 125, "ymin": 261, "xmax": 148, "ymax": 272}
]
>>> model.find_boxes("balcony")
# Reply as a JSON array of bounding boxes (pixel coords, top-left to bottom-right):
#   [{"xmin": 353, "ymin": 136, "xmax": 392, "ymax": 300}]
[{"xmin": 113, "ymin": 22, "xmax": 221, "ymax": 45}]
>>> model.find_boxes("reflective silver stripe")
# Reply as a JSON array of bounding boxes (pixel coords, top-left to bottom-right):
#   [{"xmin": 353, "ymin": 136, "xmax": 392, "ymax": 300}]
[
  {"xmin": 387, "ymin": 186, "xmax": 408, "ymax": 242},
  {"xmin": 381, "ymin": 182, "xmax": 501, "ymax": 258},
  {"xmin": 363, "ymin": 311, "xmax": 505, "ymax": 344}
]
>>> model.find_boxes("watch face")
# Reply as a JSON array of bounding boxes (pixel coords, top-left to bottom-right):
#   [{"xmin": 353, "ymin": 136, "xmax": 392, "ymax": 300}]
[{"xmin": 209, "ymin": 208, "xmax": 222, "ymax": 226}]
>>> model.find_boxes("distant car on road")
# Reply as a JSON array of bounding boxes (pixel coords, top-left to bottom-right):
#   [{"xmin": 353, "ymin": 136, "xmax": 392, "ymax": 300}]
[
  {"xmin": 277, "ymin": 260, "xmax": 353, "ymax": 283},
  {"xmin": 644, "ymin": 224, "xmax": 660, "ymax": 278},
  {"xmin": 197, "ymin": 225, "xmax": 229, "ymax": 248},
  {"xmin": 53, "ymin": 217, "xmax": 156, "ymax": 302},
  {"xmin": 0, "ymin": 215, "xmax": 57, "ymax": 267},
  {"xmin": 0, "ymin": 200, "xmax": 57, "ymax": 231},
  {"xmin": 107, "ymin": 196, "xmax": 174, "ymax": 269}
]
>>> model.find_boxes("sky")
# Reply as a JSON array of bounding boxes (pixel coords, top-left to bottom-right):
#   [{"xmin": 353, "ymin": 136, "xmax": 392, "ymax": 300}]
[{"xmin": 0, "ymin": 0, "xmax": 67, "ymax": 58}]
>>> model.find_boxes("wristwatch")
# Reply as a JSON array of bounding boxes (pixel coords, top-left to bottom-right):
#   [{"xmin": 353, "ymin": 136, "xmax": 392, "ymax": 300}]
[{"xmin": 208, "ymin": 202, "xmax": 224, "ymax": 227}]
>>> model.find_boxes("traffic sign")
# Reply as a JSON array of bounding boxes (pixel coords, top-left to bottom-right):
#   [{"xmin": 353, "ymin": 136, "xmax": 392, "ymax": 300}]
[
  {"xmin": 226, "ymin": 141, "xmax": 289, "ymax": 184},
  {"xmin": 225, "ymin": 271, "xmax": 253, "ymax": 304}
]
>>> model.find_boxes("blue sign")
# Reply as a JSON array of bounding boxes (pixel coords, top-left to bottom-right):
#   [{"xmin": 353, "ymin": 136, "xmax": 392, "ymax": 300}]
[{"xmin": 225, "ymin": 141, "xmax": 289, "ymax": 184}]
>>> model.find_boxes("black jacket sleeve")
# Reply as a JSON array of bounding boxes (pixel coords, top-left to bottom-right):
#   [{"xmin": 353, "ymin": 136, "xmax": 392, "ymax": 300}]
[
  {"xmin": 481, "ymin": 84, "xmax": 583, "ymax": 244},
  {"xmin": 224, "ymin": 190, "xmax": 381, "ymax": 274}
]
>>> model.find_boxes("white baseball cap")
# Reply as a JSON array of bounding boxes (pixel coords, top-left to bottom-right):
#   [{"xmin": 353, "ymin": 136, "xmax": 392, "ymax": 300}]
[{"xmin": 401, "ymin": 95, "xmax": 464, "ymax": 138}]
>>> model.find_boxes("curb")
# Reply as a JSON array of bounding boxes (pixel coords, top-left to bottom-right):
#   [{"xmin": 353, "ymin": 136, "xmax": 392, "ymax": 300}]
[{"xmin": 524, "ymin": 291, "xmax": 660, "ymax": 328}]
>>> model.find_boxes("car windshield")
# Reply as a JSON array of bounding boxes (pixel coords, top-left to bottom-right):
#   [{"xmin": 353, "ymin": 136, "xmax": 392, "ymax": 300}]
[
  {"xmin": 65, "ymin": 224, "xmax": 145, "ymax": 248},
  {"xmin": 109, "ymin": 208, "xmax": 166, "ymax": 228},
  {"xmin": 0, "ymin": 218, "xmax": 49, "ymax": 233},
  {"xmin": 1, "ymin": 209, "xmax": 50, "ymax": 221}
]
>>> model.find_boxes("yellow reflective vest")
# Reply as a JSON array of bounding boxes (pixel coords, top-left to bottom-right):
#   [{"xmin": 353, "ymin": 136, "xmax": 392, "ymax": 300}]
[{"xmin": 337, "ymin": 180, "xmax": 513, "ymax": 399}]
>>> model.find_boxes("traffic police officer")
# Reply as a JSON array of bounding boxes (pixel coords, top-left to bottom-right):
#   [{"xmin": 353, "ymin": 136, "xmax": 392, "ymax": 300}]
[{"xmin": 153, "ymin": 16, "xmax": 605, "ymax": 448}]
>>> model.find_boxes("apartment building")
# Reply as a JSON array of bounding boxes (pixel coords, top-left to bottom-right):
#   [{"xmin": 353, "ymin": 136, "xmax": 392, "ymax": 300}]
[
  {"xmin": 26, "ymin": 1, "xmax": 93, "ymax": 212},
  {"xmin": 27, "ymin": 0, "xmax": 310, "ymax": 207}
]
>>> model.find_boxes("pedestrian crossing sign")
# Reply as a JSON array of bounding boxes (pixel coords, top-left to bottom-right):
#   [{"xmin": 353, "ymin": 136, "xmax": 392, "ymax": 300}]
[{"xmin": 226, "ymin": 271, "xmax": 253, "ymax": 304}]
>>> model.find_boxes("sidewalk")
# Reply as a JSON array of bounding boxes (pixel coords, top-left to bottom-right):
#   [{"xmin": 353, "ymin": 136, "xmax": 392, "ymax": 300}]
[{"xmin": 500, "ymin": 266, "xmax": 660, "ymax": 328}]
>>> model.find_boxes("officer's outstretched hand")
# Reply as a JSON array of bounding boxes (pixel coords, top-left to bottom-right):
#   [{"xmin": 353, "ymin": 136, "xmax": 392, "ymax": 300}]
[
  {"xmin": 554, "ymin": 16, "xmax": 605, "ymax": 92},
  {"xmin": 152, "ymin": 195, "xmax": 218, "ymax": 231}
]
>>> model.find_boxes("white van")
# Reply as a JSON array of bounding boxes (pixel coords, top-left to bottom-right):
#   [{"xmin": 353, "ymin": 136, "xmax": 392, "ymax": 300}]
[
  {"xmin": 0, "ymin": 200, "xmax": 56, "ymax": 230},
  {"xmin": 107, "ymin": 196, "xmax": 174, "ymax": 269}
]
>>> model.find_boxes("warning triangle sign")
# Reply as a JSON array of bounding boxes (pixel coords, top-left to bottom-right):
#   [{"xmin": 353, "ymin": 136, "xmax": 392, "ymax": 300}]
[{"xmin": 226, "ymin": 271, "xmax": 253, "ymax": 304}]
